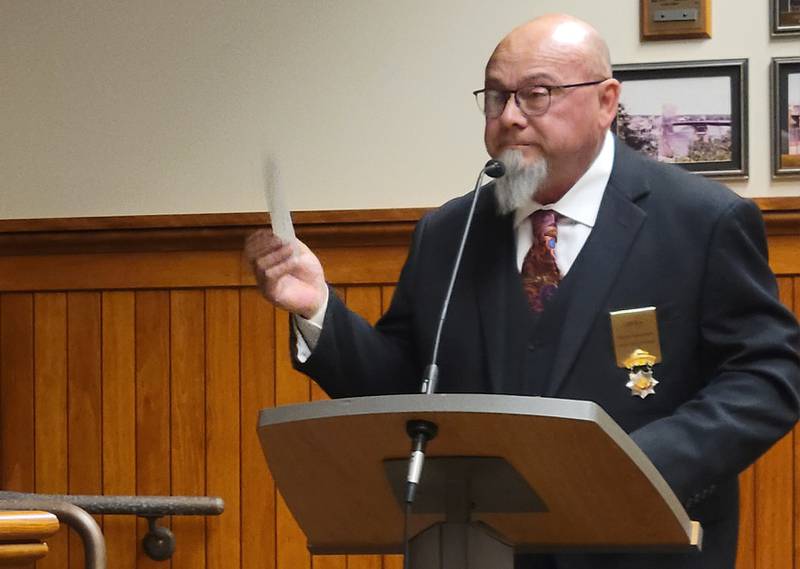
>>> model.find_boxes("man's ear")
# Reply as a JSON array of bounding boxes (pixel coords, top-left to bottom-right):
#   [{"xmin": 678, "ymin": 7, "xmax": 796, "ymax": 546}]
[{"xmin": 598, "ymin": 79, "xmax": 621, "ymax": 130}]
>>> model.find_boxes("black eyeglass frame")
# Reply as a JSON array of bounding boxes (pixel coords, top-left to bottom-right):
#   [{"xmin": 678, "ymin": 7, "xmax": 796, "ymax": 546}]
[{"xmin": 473, "ymin": 78, "xmax": 610, "ymax": 118}]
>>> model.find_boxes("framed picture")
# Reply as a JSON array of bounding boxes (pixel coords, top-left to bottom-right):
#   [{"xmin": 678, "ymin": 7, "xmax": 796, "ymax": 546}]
[
  {"xmin": 771, "ymin": 57, "xmax": 800, "ymax": 177},
  {"xmin": 772, "ymin": 0, "xmax": 800, "ymax": 36},
  {"xmin": 612, "ymin": 59, "xmax": 748, "ymax": 178}
]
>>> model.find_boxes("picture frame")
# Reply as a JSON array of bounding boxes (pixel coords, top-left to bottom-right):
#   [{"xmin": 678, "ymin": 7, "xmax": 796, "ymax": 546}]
[
  {"xmin": 612, "ymin": 59, "xmax": 748, "ymax": 179},
  {"xmin": 772, "ymin": 0, "xmax": 800, "ymax": 36},
  {"xmin": 771, "ymin": 57, "xmax": 800, "ymax": 177}
]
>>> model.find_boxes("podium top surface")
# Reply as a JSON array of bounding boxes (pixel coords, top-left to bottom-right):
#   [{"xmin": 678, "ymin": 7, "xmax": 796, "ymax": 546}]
[
  {"xmin": 260, "ymin": 393, "xmax": 609, "ymax": 426},
  {"xmin": 258, "ymin": 394, "xmax": 697, "ymax": 554}
]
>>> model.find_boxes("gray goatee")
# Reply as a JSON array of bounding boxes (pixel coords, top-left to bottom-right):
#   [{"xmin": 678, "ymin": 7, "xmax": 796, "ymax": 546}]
[{"xmin": 493, "ymin": 149, "xmax": 549, "ymax": 215}]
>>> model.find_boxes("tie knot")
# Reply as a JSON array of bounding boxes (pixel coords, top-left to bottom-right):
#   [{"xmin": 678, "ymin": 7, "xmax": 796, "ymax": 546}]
[{"xmin": 529, "ymin": 210, "xmax": 559, "ymax": 250}]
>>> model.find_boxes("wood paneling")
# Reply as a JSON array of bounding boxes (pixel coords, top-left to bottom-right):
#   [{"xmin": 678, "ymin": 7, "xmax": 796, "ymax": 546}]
[
  {"xmin": 134, "ymin": 291, "xmax": 172, "ymax": 569},
  {"xmin": 309, "ymin": 351, "xmax": 346, "ymax": 569},
  {"xmin": 343, "ymin": 287, "xmax": 384, "ymax": 569},
  {"xmin": 275, "ymin": 310, "xmax": 311, "ymax": 569},
  {"xmin": 737, "ymin": 464, "xmax": 756, "ymax": 569},
  {"xmin": 0, "ymin": 247, "xmax": 409, "ymax": 292},
  {"xmin": 240, "ymin": 290, "xmax": 276, "ymax": 569},
  {"xmin": 754, "ymin": 279, "xmax": 797, "ymax": 569},
  {"xmin": 102, "ymin": 292, "xmax": 137, "ymax": 569},
  {"xmin": 170, "ymin": 291, "xmax": 206, "ymax": 569},
  {"xmin": 0, "ymin": 294, "xmax": 35, "ymax": 569},
  {"xmin": 67, "ymin": 293, "xmax": 102, "ymax": 569},
  {"xmin": 206, "ymin": 289, "xmax": 241, "ymax": 569},
  {"xmin": 33, "ymin": 294, "xmax": 69, "ymax": 569},
  {"xmin": 755, "ymin": 433, "xmax": 795, "ymax": 569},
  {"xmin": 0, "ymin": 251, "xmax": 243, "ymax": 292},
  {"xmin": 0, "ymin": 209, "xmax": 797, "ymax": 569},
  {"xmin": 0, "ymin": 294, "xmax": 35, "ymax": 493}
]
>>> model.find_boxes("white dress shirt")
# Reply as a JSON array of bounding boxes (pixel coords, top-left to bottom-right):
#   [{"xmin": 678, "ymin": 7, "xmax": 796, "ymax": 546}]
[
  {"xmin": 514, "ymin": 130, "xmax": 614, "ymax": 275},
  {"xmin": 296, "ymin": 131, "xmax": 616, "ymax": 360}
]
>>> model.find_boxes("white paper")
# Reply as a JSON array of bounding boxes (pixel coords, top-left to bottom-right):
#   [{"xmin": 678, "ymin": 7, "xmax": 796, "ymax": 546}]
[{"xmin": 263, "ymin": 157, "xmax": 296, "ymax": 241}]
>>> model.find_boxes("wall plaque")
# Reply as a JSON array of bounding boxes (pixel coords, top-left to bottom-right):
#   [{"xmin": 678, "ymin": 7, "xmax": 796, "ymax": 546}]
[{"xmin": 641, "ymin": 0, "xmax": 711, "ymax": 41}]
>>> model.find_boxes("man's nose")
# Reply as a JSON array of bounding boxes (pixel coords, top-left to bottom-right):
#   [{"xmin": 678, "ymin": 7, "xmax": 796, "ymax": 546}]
[{"xmin": 498, "ymin": 94, "xmax": 529, "ymax": 128}]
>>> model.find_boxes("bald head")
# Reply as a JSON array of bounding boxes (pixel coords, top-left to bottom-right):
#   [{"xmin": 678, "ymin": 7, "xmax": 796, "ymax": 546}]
[
  {"xmin": 481, "ymin": 14, "xmax": 620, "ymax": 205},
  {"xmin": 488, "ymin": 14, "xmax": 611, "ymax": 79}
]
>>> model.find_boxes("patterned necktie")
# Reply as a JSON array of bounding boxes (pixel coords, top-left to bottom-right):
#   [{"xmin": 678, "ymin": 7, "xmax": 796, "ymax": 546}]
[{"xmin": 521, "ymin": 210, "xmax": 561, "ymax": 312}]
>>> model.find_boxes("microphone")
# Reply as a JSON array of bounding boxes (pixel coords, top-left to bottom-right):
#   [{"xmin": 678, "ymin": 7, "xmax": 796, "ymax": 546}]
[
  {"xmin": 403, "ymin": 159, "xmax": 506, "ymax": 503},
  {"xmin": 419, "ymin": 158, "xmax": 506, "ymax": 396},
  {"xmin": 483, "ymin": 159, "xmax": 506, "ymax": 179}
]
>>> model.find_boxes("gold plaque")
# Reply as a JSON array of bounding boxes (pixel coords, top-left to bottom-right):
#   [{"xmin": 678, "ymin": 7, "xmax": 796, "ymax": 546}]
[
  {"xmin": 641, "ymin": 0, "xmax": 711, "ymax": 41},
  {"xmin": 609, "ymin": 307, "xmax": 662, "ymax": 368}
]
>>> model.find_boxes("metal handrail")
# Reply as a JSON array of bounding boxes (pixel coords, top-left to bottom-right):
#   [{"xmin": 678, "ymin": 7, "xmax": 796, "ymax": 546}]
[
  {"xmin": 0, "ymin": 491, "xmax": 224, "ymax": 563},
  {"xmin": 0, "ymin": 491, "xmax": 224, "ymax": 517},
  {"xmin": 0, "ymin": 498, "xmax": 106, "ymax": 569}
]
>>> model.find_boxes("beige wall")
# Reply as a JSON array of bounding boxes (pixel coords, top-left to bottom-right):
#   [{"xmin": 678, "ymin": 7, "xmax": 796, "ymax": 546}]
[{"xmin": 2, "ymin": 1, "xmax": 799, "ymax": 219}]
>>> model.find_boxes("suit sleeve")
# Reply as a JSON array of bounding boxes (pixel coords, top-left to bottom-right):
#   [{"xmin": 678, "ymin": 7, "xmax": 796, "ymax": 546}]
[
  {"xmin": 630, "ymin": 198, "xmax": 800, "ymax": 504},
  {"xmin": 292, "ymin": 215, "xmax": 431, "ymax": 398}
]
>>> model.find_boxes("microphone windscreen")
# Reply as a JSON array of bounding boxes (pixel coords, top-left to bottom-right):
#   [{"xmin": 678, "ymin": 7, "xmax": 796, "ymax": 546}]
[{"xmin": 484, "ymin": 159, "xmax": 506, "ymax": 179}]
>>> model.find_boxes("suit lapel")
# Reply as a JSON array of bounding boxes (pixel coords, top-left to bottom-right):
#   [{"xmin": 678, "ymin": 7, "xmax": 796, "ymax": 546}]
[
  {"xmin": 472, "ymin": 187, "xmax": 517, "ymax": 394},
  {"xmin": 545, "ymin": 142, "xmax": 650, "ymax": 396}
]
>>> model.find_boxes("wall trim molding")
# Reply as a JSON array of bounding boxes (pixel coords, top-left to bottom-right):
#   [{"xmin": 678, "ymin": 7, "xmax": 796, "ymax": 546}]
[
  {"xmin": 0, "ymin": 197, "xmax": 798, "ymax": 256},
  {"xmin": 0, "ymin": 209, "xmax": 427, "ymax": 255}
]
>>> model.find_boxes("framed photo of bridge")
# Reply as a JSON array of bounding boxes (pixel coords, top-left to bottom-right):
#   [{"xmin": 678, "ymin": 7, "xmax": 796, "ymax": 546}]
[
  {"xmin": 772, "ymin": 0, "xmax": 800, "ymax": 36},
  {"xmin": 771, "ymin": 58, "xmax": 800, "ymax": 177},
  {"xmin": 612, "ymin": 59, "xmax": 748, "ymax": 178}
]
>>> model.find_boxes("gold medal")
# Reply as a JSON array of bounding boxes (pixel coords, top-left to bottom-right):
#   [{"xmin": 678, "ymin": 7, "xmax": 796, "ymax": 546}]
[{"xmin": 623, "ymin": 349, "xmax": 659, "ymax": 399}]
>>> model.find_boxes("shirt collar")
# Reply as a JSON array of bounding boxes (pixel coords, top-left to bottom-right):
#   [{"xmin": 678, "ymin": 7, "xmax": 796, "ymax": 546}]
[{"xmin": 513, "ymin": 130, "xmax": 615, "ymax": 229}]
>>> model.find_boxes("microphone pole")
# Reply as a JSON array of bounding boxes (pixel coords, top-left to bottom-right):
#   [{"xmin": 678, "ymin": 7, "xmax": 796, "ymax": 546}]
[
  {"xmin": 403, "ymin": 158, "xmax": 506, "ymax": 506},
  {"xmin": 419, "ymin": 158, "xmax": 506, "ymax": 396}
]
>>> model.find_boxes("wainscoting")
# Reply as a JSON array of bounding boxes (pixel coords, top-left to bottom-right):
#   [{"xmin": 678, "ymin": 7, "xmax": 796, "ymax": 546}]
[{"xmin": 0, "ymin": 201, "xmax": 798, "ymax": 569}]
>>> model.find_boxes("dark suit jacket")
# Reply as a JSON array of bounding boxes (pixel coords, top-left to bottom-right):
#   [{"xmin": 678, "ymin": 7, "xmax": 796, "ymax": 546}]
[{"xmin": 298, "ymin": 139, "xmax": 800, "ymax": 568}]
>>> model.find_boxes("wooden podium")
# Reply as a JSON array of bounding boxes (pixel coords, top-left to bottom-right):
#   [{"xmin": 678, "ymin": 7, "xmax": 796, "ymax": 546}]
[{"xmin": 257, "ymin": 394, "xmax": 701, "ymax": 567}]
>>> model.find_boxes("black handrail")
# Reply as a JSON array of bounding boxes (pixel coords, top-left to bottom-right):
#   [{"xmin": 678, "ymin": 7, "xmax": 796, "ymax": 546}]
[
  {"xmin": 0, "ymin": 491, "xmax": 224, "ymax": 563},
  {"xmin": 0, "ymin": 491, "xmax": 224, "ymax": 517}
]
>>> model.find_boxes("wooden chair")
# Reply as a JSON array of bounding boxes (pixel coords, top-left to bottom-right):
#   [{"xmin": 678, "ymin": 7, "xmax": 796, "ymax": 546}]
[{"xmin": 0, "ymin": 510, "xmax": 59, "ymax": 566}]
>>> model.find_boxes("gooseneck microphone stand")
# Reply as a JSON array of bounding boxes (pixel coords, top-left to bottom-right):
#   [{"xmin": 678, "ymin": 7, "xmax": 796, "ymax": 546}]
[{"xmin": 401, "ymin": 159, "xmax": 506, "ymax": 569}]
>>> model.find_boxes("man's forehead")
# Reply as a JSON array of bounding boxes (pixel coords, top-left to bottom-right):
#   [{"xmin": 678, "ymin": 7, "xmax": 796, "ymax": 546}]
[
  {"xmin": 485, "ymin": 42, "xmax": 577, "ymax": 83},
  {"xmin": 486, "ymin": 19, "xmax": 595, "ymax": 78},
  {"xmin": 484, "ymin": 68, "xmax": 560, "ymax": 88}
]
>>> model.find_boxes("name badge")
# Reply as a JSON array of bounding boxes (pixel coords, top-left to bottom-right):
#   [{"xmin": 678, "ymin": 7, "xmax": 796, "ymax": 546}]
[
  {"xmin": 609, "ymin": 306, "xmax": 661, "ymax": 367},
  {"xmin": 609, "ymin": 307, "xmax": 662, "ymax": 399}
]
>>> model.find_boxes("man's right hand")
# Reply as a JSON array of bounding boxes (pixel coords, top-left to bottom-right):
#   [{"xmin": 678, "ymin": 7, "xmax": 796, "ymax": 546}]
[{"xmin": 244, "ymin": 229, "xmax": 327, "ymax": 320}]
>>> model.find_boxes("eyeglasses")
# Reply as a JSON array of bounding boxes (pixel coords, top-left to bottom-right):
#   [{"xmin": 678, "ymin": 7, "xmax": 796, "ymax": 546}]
[{"xmin": 473, "ymin": 79, "xmax": 609, "ymax": 118}]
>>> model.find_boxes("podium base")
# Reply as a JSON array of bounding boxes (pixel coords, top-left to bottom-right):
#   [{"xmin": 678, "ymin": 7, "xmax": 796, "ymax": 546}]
[{"xmin": 409, "ymin": 522, "xmax": 513, "ymax": 569}]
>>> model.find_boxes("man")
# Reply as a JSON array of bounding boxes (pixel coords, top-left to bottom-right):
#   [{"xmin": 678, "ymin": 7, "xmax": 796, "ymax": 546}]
[{"xmin": 246, "ymin": 14, "xmax": 800, "ymax": 569}]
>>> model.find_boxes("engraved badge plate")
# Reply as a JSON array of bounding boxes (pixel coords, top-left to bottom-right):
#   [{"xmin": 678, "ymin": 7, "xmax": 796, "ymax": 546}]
[{"xmin": 609, "ymin": 306, "xmax": 662, "ymax": 368}]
